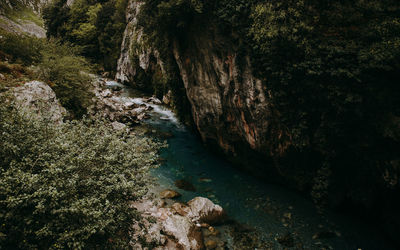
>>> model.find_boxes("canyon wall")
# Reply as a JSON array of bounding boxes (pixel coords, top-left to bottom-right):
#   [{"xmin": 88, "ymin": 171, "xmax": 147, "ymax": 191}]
[
  {"xmin": 116, "ymin": 1, "xmax": 165, "ymax": 92},
  {"xmin": 116, "ymin": 1, "xmax": 303, "ymax": 184},
  {"xmin": 116, "ymin": 2, "xmax": 400, "ymax": 244}
]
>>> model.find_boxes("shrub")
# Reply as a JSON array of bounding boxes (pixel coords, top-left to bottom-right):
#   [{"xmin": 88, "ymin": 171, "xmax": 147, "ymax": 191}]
[
  {"xmin": 38, "ymin": 40, "xmax": 94, "ymax": 118},
  {"xmin": 0, "ymin": 31, "xmax": 43, "ymax": 65},
  {"xmin": 43, "ymin": 0, "xmax": 129, "ymax": 72},
  {"xmin": 0, "ymin": 98, "xmax": 163, "ymax": 249}
]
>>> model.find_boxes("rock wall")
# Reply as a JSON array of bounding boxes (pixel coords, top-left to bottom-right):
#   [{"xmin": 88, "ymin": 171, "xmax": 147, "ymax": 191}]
[
  {"xmin": 12, "ymin": 81, "xmax": 67, "ymax": 123},
  {"xmin": 116, "ymin": 1, "xmax": 165, "ymax": 91},
  {"xmin": 116, "ymin": 2, "xmax": 292, "ymax": 179},
  {"xmin": 172, "ymin": 31, "xmax": 290, "ymax": 165},
  {"xmin": 0, "ymin": 0, "xmax": 49, "ymax": 37}
]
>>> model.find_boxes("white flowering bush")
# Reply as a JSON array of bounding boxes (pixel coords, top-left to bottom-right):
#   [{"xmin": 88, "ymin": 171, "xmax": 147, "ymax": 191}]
[{"xmin": 0, "ymin": 99, "xmax": 162, "ymax": 249}]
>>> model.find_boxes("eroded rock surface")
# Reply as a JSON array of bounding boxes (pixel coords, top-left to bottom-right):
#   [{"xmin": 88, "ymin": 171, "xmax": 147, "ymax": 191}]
[
  {"xmin": 131, "ymin": 196, "xmax": 226, "ymax": 250},
  {"xmin": 12, "ymin": 81, "xmax": 67, "ymax": 123},
  {"xmin": 116, "ymin": 1, "xmax": 165, "ymax": 89}
]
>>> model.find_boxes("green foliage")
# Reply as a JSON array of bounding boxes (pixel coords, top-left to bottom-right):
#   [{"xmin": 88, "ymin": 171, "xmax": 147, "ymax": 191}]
[
  {"xmin": 247, "ymin": 0, "xmax": 400, "ymax": 154},
  {"xmin": 0, "ymin": 1, "xmax": 44, "ymax": 26},
  {"xmin": 0, "ymin": 98, "xmax": 162, "ymax": 249},
  {"xmin": 0, "ymin": 61, "xmax": 35, "ymax": 92},
  {"xmin": 42, "ymin": 0, "xmax": 69, "ymax": 38},
  {"xmin": 0, "ymin": 30, "xmax": 43, "ymax": 65},
  {"xmin": 38, "ymin": 40, "xmax": 94, "ymax": 118},
  {"xmin": 0, "ymin": 29, "xmax": 94, "ymax": 118},
  {"xmin": 43, "ymin": 0, "xmax": 129, "ymax": 72}
]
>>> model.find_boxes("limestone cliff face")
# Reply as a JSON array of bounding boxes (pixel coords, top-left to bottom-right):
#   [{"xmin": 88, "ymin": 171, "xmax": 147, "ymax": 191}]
[
  {"xmin": 116, "ymin": 1, "xmax": 165, "ymax": 91},
  {"xmin": 0, "ymin": 0, "xmax": 49, "ymax": 37},
  {"xmin": 172, "ymin": 36, "xmax": 291, "ymax": 167}
]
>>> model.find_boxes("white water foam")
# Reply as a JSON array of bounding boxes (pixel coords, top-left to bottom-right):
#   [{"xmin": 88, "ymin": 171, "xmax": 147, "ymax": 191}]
[
  {"xmin": 128, "ymin": 97, "xmax": 184, "ymax": 129},
  {"xmin": 105, "ymin": 80, "xmax": 125, "ymax": 88}
]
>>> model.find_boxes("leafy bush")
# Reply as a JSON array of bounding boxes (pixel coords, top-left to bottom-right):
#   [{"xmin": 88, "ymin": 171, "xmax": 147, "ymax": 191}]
[
  {"xmin": 0, "ymin": 31, "xmax": 43, "ymax": 65},
  {"xmin": 0, "ymin": 30, "xmax": 94, "ymax": 118},
  {"xmin": 43, "ymin": 0, "xmax": 129, "ymax": 72},
  {"xmin": 38, "ymin": 40, "xmax": 94, "ymax": 118},
  {"xmin": 0, "ymin": 98, "xmax": 162, "ymax": 249}
]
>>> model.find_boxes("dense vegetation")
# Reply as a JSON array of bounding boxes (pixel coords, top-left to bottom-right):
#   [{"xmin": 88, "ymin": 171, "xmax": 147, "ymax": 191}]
[
  {"xmin": 0, "ymin": 31, "xmax": 93, "ymax": 117},
  {"xmin": 1, "ymin": 6, "xmax": 162, "ymax": 248},
  {"xmin": 0, "ymin": 98, "xmax": 161, "ymax": 249},
  {"xmin": 43, "ymin": 0, "xmax": 128, "ymax": 73}
]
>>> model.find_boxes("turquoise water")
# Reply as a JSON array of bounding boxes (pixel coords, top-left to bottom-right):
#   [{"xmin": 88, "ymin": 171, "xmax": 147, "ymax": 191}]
[{"xmin": 107, "ymin": 80, "xmax": 394, "ymax": 249}]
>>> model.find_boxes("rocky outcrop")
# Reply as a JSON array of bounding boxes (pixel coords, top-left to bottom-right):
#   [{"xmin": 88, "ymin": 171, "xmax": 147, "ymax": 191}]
[
  {"xmin": 88, "ymin": 78, "xmax": 153, "ymax": 126},
  {"xmin": 172, "ymin": 37, "xmax": 290, "ymax": 164},
  {"xmin": 0, "ymin": 15, "xmax": 46, "ymax": 38},
  {"xmin": 0, "ymin": 0, "xmax": 50, "ymax": 38},
  {"xmin": 116, "ymin": 1, "xmax": 165, "ymax": 91},
  {"xmin": 0, "ymin": 0, "xmax": 50, "ymax": 15},
  {"xmin": 12, "ymin": 81, "xmax": 67, "ymax": 123},
  {"xmin": 131, "ymin": 197, "xmax": 226, "ymax": 249}
]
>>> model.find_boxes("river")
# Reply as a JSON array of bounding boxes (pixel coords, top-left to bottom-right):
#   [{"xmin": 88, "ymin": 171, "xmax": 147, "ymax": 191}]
[{"xmin": 105, "ymin": 80, "xmax": 394, "ymax": 250}]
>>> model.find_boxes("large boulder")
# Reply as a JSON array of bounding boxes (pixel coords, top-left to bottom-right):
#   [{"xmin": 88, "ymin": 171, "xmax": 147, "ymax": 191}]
[
  {"xmin": 12, "ymin": 81, "xmax": 67, "ymax": 123},
  {"xmin": 163, "ymin": 213, "xmax": 203, "ymax": 250},
  {"xmin": 131, "ymin": 198, "xmax": 205, "ymax": 250},
  {"xmin": 131, "ymin": 196, "xmax": 226, "ymax": 249},
  {"xmin": 187, "ymin": 197, "xmax": 226, "ymax": 225}
]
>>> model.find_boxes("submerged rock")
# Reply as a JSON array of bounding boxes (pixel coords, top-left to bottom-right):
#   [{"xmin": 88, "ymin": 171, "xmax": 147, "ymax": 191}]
[
  {"xmin": 277, "ymin": 233, "xmax": 295, "ymax": 247},
  {"xmin": 160, "ymin": 189, "xmax": 181, "ymax": 199},
  {"xmin": 175, "ymin": 179, "xmax": 196, "ymax": 192},
  {"xmin": 199, "ymin": 178, "xmax": 212, "ymax": 183},
  {"xmin": 205, "ymin": 239, "xmax": 217, "ymax": 249},
  {"xmin": 312, "ymin": 231, "xmax": 338, "ymax": 240}
]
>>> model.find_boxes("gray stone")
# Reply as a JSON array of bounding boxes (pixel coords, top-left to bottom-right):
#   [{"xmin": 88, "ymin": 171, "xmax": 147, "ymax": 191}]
[
  {"xmin": 111, "ymin": 121, "xmax": 127, "ymax": 131},
  {"xmin": 12, "ymin": 81, "xmax": 67, "ymax": 123},
  {"xmin": 162, "ymin": 90, "xmax": 172, "ymax": 105},
  {"xmin": 187, "ymin": 197, "xmax": 226, "ymax": 225}
]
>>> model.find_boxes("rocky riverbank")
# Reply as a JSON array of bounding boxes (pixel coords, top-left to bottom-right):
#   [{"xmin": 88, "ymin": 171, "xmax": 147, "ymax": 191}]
[{"xmin": 8, "ymin": 78, "xmax": 243, "ymax": 249}]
